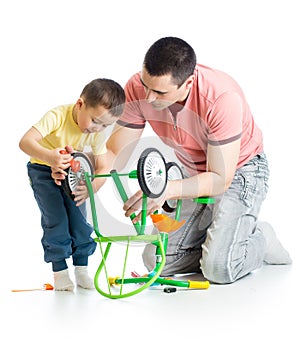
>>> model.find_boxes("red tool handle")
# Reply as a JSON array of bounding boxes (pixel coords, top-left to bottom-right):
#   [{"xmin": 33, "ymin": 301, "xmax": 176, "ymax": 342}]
[{"xmin": 59, "ymin": 149, "xmax": 80, "ymax": 172}]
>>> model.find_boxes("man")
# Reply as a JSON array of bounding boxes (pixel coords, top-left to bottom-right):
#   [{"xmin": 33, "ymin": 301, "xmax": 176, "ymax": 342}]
[{"xmin": 56, "ymin": 37, "xmax": 292, "ymax": 284}]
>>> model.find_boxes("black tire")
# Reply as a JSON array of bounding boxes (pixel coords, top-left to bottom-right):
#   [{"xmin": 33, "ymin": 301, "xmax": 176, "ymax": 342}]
[
  {"xmin": 61, "ymin": 152, "xmax": 94, "ymax": 200},
  {"xmin": 137, "ymin": 148, "xmax": 167, "ymax": 198},
  {"xmin": 162, "ymin": 162, "xmax": 184, "ymax": 213}
]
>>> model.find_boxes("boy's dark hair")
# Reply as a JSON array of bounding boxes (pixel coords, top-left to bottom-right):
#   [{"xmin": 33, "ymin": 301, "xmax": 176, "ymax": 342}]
[
  {"xmin": 80, "ymin": 78, "xmax": 125, "ymax": 116},
  {"xmin": 143, "ymin": 37, "xmax": 197, "ymax": 88}
]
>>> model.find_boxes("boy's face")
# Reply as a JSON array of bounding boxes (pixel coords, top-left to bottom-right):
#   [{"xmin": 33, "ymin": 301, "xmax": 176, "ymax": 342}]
[{"xmin": 75, "ymin": 99, "xmax": 117, "ymax": 133}]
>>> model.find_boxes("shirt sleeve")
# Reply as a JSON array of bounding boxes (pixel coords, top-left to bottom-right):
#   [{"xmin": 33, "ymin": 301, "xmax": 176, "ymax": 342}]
[
  {"xmin": 206, "ymin": 91, "xmax": 243, "ymax": 145},
  {"xmin": 33, "ymin": 109, "xmax": 62, "ymax": 137},
  {"xmin": 117, "ymin": 74, "xmax": 146, "ymax": 129}
]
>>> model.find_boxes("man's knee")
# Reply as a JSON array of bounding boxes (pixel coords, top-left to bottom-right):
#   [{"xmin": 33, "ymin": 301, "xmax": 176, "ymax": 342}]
[{"xmin": 200, "ymin": 254, "xmax": 235, "ymax": 284}]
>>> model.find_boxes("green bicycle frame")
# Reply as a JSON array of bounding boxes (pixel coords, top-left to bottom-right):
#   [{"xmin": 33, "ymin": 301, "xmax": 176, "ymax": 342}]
[{"xmin": 84, "ymin": 170, "xmax": 211, "ymax": 299}]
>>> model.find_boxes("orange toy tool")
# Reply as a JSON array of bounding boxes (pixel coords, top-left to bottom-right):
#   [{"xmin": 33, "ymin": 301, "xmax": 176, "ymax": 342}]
[
  {"xmin": 11, "ymin": 283, "xmax": 54, "ymax": 292},
  {"xmin": 150, "ymin": 213, "xmax": 185, "ymax": 233},
  {"xmin": 60, "ymin": 149, "xmax": 81, "ymax": 172}
]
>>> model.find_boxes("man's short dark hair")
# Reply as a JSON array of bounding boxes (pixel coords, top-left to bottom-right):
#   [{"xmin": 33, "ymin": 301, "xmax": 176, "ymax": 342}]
[{"xmin": 143, "ymin": 37, "xmax": 197, "ymax": 87}]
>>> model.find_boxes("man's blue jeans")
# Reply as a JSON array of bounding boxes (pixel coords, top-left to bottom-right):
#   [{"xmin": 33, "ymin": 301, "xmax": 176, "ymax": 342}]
[
  {"xmin": 142, "ymin": 153, "xmax": 270, "ymax": 284},
  {"xmin": 27, "ymin": 162, "xmax": 96, "ymax": 272}
]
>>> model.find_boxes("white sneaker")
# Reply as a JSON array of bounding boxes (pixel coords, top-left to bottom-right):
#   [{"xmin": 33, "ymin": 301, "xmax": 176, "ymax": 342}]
[
  {"xmin": 258, "ymin": 221, "xmax": 292, "ymax": 265},
  {"xmin": 54, "ymin": 269, "xmax": 74, "ymax": 291},
  {"xmin": 74, "ymin": 266, "xmax": 95, "ymax": 289}
]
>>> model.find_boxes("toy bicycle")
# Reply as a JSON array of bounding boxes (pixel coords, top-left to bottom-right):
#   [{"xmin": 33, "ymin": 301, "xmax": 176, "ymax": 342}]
[{"xmin": 62, "ymin": 148, "xmax": 214, "ymax": 299}]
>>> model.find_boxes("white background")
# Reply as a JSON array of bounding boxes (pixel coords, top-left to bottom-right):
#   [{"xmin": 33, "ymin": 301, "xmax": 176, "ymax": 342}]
[{"xmin": 0, "ymin": 1, "xmax": 299, "ymax": 341}]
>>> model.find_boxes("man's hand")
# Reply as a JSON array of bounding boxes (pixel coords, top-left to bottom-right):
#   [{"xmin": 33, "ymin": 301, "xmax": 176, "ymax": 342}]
[
  {"xmin": 123, "ymin": 189, "xmax": 167, "ymax": 223},
  {"xmin": 73, "ymin": 181, "xmax": 89, "ymax": 207}
]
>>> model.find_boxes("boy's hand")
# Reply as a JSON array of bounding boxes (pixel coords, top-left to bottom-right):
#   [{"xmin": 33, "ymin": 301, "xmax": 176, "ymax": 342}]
[
  {"xmin": 51, "ymin": 168, "xmax": 66, "ymax": 186},
  {"xmin": 49, "ymin": 148, "xmax": 72, "ymax": 169},
  {"xmin": 50, "ymin": 146, "xmax": 74, "ymax": 185}
]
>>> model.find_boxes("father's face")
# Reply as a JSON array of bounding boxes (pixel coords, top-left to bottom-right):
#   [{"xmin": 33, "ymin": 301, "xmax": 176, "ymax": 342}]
[{"xmin": 140, "ymin": 68, "xmax": 191, "ymax": 111}]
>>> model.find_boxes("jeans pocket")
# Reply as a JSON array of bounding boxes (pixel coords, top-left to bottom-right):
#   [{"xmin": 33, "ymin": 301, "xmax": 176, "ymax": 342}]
[{"xmin": 238, "ymin": 171, "xmax": 257, "ymax": 207}]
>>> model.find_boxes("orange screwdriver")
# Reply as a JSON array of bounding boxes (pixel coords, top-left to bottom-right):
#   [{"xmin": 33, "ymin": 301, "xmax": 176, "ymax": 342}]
[{"xmin": 11, "ymin": 283, "xmax": 54, "ymax": 292}]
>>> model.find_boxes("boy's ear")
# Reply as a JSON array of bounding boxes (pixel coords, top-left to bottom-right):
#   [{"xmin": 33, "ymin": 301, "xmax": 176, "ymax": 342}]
[{"xmin": 75, "ymin": 97, "xmax": 84, "ymax": 108}]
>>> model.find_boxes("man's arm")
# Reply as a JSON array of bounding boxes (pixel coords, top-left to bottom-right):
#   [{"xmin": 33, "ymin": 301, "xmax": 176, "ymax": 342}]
[
  {"xmin": 106, "ymin": 123, "xmax": 144, "ymax": 170},
  {"xmin": 72, "ymin": 152, "xmax": 113, "ymax": 206},
  {"xmin": 123, "ymin": 139, "xmax": 241, "ymax": 222},
  {"xmin": 67, "ymin": 123, "xmax": 145, "ymax": 205},
  {"xmin": 52, "ymin": 123, "xmax": 144, "ymax": 185},
  {"xmin": 167, "ymin": 139, "xmax": 241, "ymax": 199}
]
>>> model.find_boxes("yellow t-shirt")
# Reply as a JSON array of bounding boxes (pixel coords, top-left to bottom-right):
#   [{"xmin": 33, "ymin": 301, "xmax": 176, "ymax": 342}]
[{"xmin": 30, "ymin": 104, "xmax": 107, "ymax": 166}]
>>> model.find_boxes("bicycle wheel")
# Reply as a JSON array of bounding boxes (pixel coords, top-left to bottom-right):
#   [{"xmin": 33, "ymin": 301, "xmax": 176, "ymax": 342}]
[
  {"xmin": 162, "ymin": 162, "xmax": 184, "ymax": 212},
  {"xmin": 61, "ymin": 152, "xmax": 94, "ymax": 199},
  {"xmin": 137, "ymin": 148, "xmax": 167, "ymax": 198}
]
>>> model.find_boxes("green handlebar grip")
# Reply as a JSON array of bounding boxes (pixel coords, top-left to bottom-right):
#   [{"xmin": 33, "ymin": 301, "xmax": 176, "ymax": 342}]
[{"xmin": 193, "ymin": 197, "xmax": 215, "ymax": 204}]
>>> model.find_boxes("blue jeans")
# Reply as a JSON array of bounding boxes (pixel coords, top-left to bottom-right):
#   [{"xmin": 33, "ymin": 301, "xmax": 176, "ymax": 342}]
[
  {"xmin": 142, "ymin": 153, "xmax": 270, "ymax": 284},
  {"xmin": 27, "ymin": 162, "xmax": 96, "ymax": 272}
]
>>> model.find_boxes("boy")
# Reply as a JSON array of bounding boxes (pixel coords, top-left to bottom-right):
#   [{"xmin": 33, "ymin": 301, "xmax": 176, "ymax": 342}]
[{"xmin": 19, "ymin": 78, "xmax": 125, "ymax": 291}]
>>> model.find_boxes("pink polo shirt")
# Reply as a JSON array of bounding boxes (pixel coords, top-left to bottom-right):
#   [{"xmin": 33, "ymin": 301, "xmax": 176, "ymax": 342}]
[{"xmin": 118, "ymin": 64, "xmax": 263, "ymax": 175}]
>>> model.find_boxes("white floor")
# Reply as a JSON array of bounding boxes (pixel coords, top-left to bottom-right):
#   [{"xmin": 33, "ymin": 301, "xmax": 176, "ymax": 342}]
[
  {"xmin": 2, "ymin": 264, "xmax": 298, "ymax": 343},
  {"xmin": 2, "ymin": 205, "xmax": 299, "ymax": 343}
]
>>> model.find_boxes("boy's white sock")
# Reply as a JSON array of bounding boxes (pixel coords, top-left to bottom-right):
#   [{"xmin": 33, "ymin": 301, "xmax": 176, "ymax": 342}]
[
  {"xmin": 54, "ymin": 269, "xmax": 74, "ymax": 291},
  {"xmin": 258, "ymin": 221, "xmax": 292, "ymax": 264},
  {"xmin": 74, "ymin": 266, "xmax": 94, "ymax": 289}
]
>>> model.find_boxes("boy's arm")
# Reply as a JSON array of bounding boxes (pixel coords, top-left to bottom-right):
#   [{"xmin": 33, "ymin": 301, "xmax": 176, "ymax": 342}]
[{"xmin": 19, "ymin": 127, "xmax": 72, "ymax": 170}]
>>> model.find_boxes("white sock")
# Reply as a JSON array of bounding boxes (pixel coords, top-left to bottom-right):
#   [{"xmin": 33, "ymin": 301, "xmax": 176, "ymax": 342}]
[
  {"xmin": 54, "ymin": 269, "xmax": 74, "ymax": 291},
  {"xmin": 74, "ymin": 266, "xmax": 94, "ymax": 289},
  {"xmin": 258, "ymin": 221, "xmax": 292, "ymax": 265}
]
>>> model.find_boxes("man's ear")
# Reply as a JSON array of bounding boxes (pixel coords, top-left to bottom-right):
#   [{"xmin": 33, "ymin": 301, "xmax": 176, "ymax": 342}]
[{"xmin": 185, "ymin": 75, "xmax": 195, "ymax": 89}]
